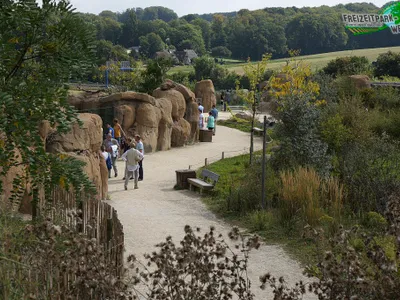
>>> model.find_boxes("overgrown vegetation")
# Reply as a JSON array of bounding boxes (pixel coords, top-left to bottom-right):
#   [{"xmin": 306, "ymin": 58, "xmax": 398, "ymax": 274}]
[{"xmin": 203, "ymin": 52, "xmax": 400, "ymax": 275}]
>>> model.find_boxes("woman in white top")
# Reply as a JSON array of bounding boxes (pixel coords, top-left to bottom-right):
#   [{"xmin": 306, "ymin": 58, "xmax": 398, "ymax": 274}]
[{"xmin": 101, "ymin": 146, "xmax": 112, "ymax": 178}]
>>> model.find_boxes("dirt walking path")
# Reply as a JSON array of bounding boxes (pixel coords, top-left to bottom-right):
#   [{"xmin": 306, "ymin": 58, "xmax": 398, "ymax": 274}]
[{"xmin": 107, "ymin": 125, "xmax": 314, "ymax": 299}]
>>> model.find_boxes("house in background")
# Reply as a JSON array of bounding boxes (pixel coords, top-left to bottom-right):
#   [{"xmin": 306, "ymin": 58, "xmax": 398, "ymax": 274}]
[
  {"xmin": 153, "ymin": 49, "xmax": 198, "ymax": 65},
  {"xmin": 128, "ymin": 46, "xmax": 141, "ymax": 59},
  {"xmin": 154, "ymin": 50, "xmax": 179, "ymax": 64},
  {"xmin": 174, "ymin": 49, "xmax": 198, "ymax": 65}
]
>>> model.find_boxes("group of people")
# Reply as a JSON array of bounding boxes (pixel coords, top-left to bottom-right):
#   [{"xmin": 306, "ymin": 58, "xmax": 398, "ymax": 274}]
[
  {"xmin": 101, "ymin": 118, "xmax": 144, "ymax": 190},
  {"xmin": 198, "ymin": 103, "xmax": 218, "ymax": 135}
]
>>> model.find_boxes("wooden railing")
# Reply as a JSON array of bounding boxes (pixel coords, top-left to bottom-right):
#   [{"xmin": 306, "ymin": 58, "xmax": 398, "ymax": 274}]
[{"xmin": 40, "ymin": 187, "xmax": 124, "ymax": 276}]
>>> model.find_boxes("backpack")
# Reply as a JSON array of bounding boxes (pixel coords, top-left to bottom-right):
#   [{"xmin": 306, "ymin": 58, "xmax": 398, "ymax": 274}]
[
  {"xmin": 111, "ymin": 144, "xmax": 118, "ymax": 158},
  {"xmin": 105, "ymin": 154, "xmax": 112, "ymax": 170}
]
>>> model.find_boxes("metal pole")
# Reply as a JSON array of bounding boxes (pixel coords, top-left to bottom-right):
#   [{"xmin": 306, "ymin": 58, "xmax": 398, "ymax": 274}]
[{"xmin": 261, "ymin": 115, "xmax": 267, "ymax": 210}]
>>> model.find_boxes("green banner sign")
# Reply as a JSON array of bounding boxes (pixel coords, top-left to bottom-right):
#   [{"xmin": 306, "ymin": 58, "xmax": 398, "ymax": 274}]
[{"xmin": 342, "ymin": 2, "xmax": 400, "ymax": 35}]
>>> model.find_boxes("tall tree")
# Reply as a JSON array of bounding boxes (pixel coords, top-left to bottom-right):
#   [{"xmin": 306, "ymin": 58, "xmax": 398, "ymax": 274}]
[
  {"xmin": 139, "ymin": 33, "xmax": 165, "ymax": 58},
  {"xmin": 285, "ymin": 13, "xmax": 347, "ymax": 55},
  {"xmin": 210, "ymin": 14, "xmax": 227, "ymax": 48},
  {"xmin": 191, "ymin": 18, "xmax": 212, "ymax": 50},
  {"xmin": 0, "ymin": 0, "xmax": 96, "ymax": 214},
  {"xmin": 119, "ymin": 9, "xmax": 138, "ymax": 47}
]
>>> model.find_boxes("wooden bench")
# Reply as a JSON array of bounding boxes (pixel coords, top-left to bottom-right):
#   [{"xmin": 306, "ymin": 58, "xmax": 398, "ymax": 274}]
[{"xmin": 188, "ymin": 169, "xmax": 220, "ymax": 194}]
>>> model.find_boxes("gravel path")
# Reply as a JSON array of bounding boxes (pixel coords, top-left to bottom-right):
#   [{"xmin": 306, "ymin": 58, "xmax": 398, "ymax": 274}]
[{"xmin": 107, "ymin": 124, "xmax": 314, "ymax": 299}]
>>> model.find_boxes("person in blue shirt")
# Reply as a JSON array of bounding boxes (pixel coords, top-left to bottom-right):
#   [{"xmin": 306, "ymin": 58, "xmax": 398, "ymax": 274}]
[
  {"xmin": 210, "ymin": 105, "xmax": 218, "ymax": 135},
  {"xmin": 135, "ymin": 135, "xmax": 144, "ymax": 181},
  {"xmin": 106, "ymin": 124, "xmax": 114, "ymax": 138},
  {"xmin": 207, "ymin": 111, "xmax": 215, "ymax": 133}
]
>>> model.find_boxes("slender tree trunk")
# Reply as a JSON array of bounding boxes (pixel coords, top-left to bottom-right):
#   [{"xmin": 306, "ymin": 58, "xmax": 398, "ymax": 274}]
[{"xmin": 249, "ymin": 96, "xmax": 256, "ymax": 165}]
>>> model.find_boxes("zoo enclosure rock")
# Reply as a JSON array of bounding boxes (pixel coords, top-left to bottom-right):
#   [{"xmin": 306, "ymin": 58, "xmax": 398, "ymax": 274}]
[
  {"xmin": 195, "ymin": 80, "xmax": 217, "ymax": 113},
  {"xmin": 46, "ymin": 113, "xmax": 108, "ymax": 200}
]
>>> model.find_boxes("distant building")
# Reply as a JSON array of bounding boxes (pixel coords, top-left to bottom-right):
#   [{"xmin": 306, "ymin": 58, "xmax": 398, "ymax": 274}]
[
  {"xmin": 174, "ymin": 49, "xmax": 198, "ymax": 65},
  {"xmin": 128, "ymin": 46, "xmax": 141, "ymax": 59}
]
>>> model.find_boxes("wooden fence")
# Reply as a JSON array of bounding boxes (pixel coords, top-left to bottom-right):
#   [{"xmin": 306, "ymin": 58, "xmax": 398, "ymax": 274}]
[{"xmin": 40, "ymin": 187, "xmax": 125, "ymax": 276}]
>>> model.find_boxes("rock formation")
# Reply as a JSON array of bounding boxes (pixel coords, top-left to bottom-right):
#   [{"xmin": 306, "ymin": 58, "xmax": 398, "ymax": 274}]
[
  {"xmin": 195, "ymin": 80, "xmax": 216, "ymax": 113},
  {"xmin": 46, "ymin": 113, "xmax": 108, "ymax": 200},
  {"xmin": 68, "ymin": 80, "xmax": 208, "ymax": 152}
]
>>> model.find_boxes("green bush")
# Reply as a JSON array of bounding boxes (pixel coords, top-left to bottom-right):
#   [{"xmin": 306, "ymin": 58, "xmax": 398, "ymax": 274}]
[
  {"xmin": 211, "ymin": 46, "xmax": 232, "ymax": 58},
  {"xmin": 271, "ymin": 94, "xmax": 331, "ymax": 176},
  {"xmin": 339, "ymin": 139, "xmax": 400, "ymax": 214},
  {"xmin": 323, "ymin": 56, "xmax": 371, "ymax": 77},
  {"xmin": 311, "ymin": 72, "xmax": 339, "ymax": 103},
  {"xmin": 320, "ymin": 113, "xmax": 352, "ymax": 153},
  {"xmin": 362, "ymin": 211, "xmax": 388, "ymax": 231},
  {"xmin": 247, "ymin": 210, "xmax": 275, "ymax": 232},
  {"xmin": 374, "ymin": 51, "xmax": 400, "ymax": 78}
]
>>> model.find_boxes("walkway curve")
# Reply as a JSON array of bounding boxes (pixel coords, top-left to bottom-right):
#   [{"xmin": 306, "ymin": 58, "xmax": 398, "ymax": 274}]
[{"xmin": 107, "ymin": 125, "xmax": 314, "ymax": 299}]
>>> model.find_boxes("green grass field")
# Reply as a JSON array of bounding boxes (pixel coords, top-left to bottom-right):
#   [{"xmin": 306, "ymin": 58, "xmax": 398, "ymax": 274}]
[{"xmin": 169, "ymin": 46, "xmax": 400, "ymax": 75}]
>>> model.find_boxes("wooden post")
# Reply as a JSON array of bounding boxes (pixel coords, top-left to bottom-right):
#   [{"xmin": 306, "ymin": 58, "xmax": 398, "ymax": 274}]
[
  {"xmin": 222, "ymin": 152, "xmax": 225, "ymax": 159},
  {"xmin": 189, "ymin": 165, "xmax": 191, "ymax": 170},
  {"xmin": 205, "ymin": 158, "xmax": 208, "ymax": 167},
  {"xmin": 261, "ymin": 115, "xmax": 267, "ymax": 210}
]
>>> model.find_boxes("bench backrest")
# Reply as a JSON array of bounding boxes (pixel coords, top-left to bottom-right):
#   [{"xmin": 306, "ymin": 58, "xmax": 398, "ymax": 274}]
[{"xmin": 201, "ymin": 169, "xmax": 220, "ymax": 185}]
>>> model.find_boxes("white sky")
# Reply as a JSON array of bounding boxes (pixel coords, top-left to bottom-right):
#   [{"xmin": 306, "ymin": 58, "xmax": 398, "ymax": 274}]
[{"xmin": 69, "ymin": 0, "xmax": 390, "ymax": 16}]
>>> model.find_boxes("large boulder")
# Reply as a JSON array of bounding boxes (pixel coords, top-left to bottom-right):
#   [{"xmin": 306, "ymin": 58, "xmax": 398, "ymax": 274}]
[
  {"xmin": 187, "ymin": 101, "xmax": 199, "ymax": 143},
  {"xmin": 46, "ymin": 114, "xmax": 103, "ymax": 153},
  {"xmin": 68, "ymin": 151, "xmax": 103, "ymax": 200},
  {"xmin": 153, "ymin": 88, "xmax": 186, "ymax": 121},
  {"xmin": 46, "ymin": 113, "xmax": 106, "ymax": 200},
  {"xmin": 101, "ymin": 92, "xmax": 156, "ymax": 106},
  {"xmin": 155, "ymin": 98, "xmax": 173, "ymax": 151},
  {"xmin": 134, "ymin": 103, "xmax": 162, "ymax": 153},
  {"xmin": 171, "ymin": 118, "xmax": 191, "ymax": 147},
  {"xmin": 115, "ymin": 105, "xmax": 135, "ymax": 132},
  {"xmin": 349, "ymin": 75, "xmax": 371, "ymax": 89},
  {"xmin": 195, "ymin": 80, "xmax": 216, "ymax": 113},
  {"xmin": 98, "ymin": 152, "xmax": 109, "ymax": 200},
  {"xmin": 235, "ymin": 111, "xmax": 253, "ymax": 121}
]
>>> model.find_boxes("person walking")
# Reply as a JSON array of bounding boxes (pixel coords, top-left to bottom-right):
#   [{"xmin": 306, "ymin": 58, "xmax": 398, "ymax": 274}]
[
  {"xmin": 134, "ymin": 135, "xmax": 144, "ymax": 181},
  {"xmin": 101, "ymin": 145, "xmax": 113, "ymax": 178},
  {"xmin": 207, "ymin": 111, "xmax": 215, "ymax": 133},
  {"xmin": 210, "ymin": 104, "xmax": 218, "ymax": 135},
  {"xmin": 122, "ymin": 137, "xmax": 133, "ymax": 181},
  {"xmin": 113, "ymin": 118, "xmax": 125, "ymax": 145},
  {"xmin": 198, "ymin": 102, "xmax": 204, "ymax": 129},
  {"xmin": 220, "ymin": 92, "xmax": 225, "ymax": 111},
  {"xmin": 121, "ymin": 145, "xmax": 143, "ymax": 190},
  {"xmin": 106, "ymin": 124, "xmax": 114, "ymax": 138},
  {"xmin": 103, "ymin": 133, "xmax": 119, "ymax": 177}
]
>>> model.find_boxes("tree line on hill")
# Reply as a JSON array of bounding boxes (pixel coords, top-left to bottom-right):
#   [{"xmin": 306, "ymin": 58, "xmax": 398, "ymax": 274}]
[{"xmin": 77, "ymin": 2, "xmax": 400, "ymax": 65}]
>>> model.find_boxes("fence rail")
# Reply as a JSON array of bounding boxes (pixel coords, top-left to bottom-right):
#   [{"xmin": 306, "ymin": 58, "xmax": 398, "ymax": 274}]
[
  {"xmin": 188, "ymin": 147, "xmax": 251, "ymax": 170},
  {"xmin": 39, "ymin": 187, "xmax": 124, "ymax": 277}
]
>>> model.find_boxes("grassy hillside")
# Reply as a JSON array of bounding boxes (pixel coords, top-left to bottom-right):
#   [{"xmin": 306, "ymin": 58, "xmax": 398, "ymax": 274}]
[{"xmin": 169, "ymin": 46, "xmax": 400, "ymax": 75}]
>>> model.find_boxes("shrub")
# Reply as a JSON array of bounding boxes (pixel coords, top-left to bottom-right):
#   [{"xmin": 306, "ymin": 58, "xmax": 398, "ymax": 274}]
[
  {"xmin": 311, "ymin": 72, "xmax": 339, "ymax": 103},
  {"xmin": 272, "ymin": 94, "xmax": 332, "ymax": 176},
  {"xmin": 211, "ymin": 46, "xmax": 232, "ymax": 58},
  {"xmin": 362, "ymin": 211, "xmax": 388, "ymax": 232},
  {"xmin": 0, "ymin": 213, "xmax": 126, "ymax": 299},
  {"xmin": 374, "ymin": 51, "xmax": 400, "ymax": 78},
  {"xmin": 247, "ymin": 210, "xmax": 275, "ymax": 232},
  {"xmin": 278, "ymin": 167, "xmax": 344, "ymax": 227},
  {"xmin": 193, "ymin": 56, "xmax": 216, "ymax": 81},
  {"xmin": 339, "ymin": 139, "xmax": 400, "ymax": 214},
  {"xmin": 323, "ymin": 56, "xmax": 371, "ymax": 77},
  {"xmin": 279, "ymin": 167, "xmax": 322, "ymax": 226},
  {"xmin": 320, "ymin": 113, "xmax": 352, "ymax": 154}
]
